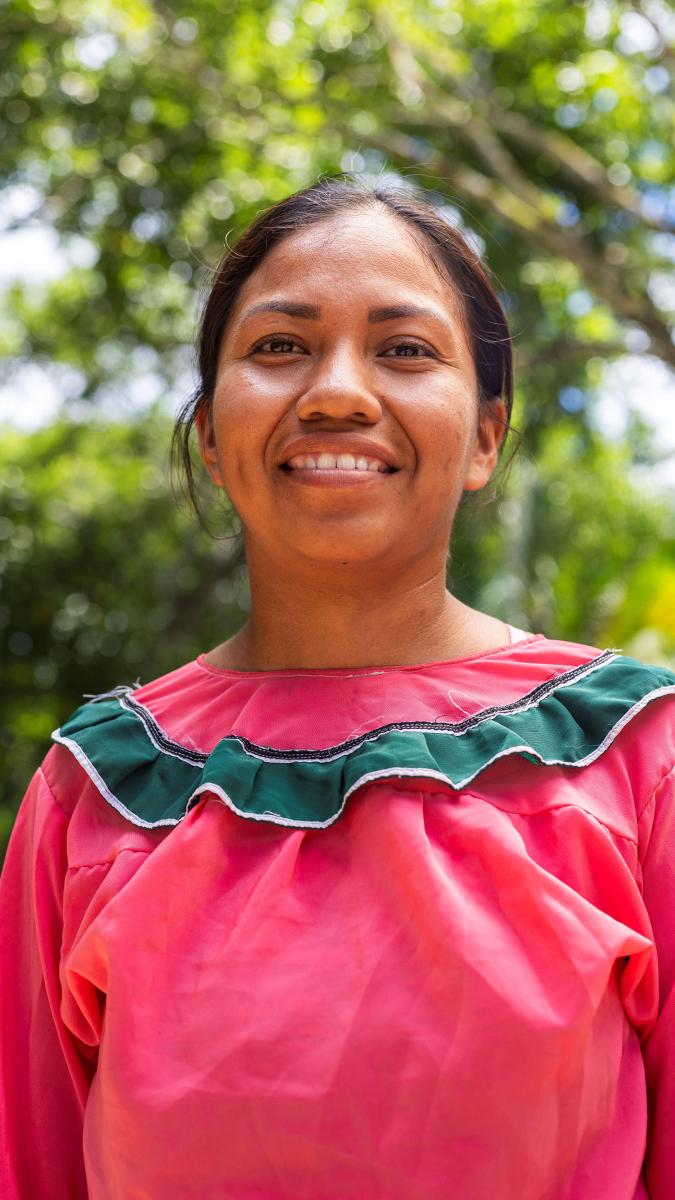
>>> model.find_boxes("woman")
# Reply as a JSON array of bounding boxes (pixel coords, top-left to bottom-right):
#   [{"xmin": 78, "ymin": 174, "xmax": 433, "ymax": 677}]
[{"xmin": 1, "ymin": 178, "xmax": 674, "ymax": 1199}]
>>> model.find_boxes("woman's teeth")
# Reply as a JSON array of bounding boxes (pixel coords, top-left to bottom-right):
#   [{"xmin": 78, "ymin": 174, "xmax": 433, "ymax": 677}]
[{"xmin": 286, "ymin": 453, "xmax": 389, "ymax": 472}]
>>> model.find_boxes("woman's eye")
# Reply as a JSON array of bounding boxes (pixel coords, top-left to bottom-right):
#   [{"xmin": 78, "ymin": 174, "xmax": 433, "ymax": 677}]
[
  {"xmin": 253, "ymin": 337, "xmax": 305, "ymax": 354},
  {"xmin": 382, "ymin": 342, "xmax": 436, "ymax": 359}
]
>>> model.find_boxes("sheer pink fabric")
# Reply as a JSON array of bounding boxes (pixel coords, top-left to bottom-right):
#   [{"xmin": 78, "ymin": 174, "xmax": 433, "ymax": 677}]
[{"xmin": 2, "ymin": 636, "xmax": 674, "ymax": 1199}]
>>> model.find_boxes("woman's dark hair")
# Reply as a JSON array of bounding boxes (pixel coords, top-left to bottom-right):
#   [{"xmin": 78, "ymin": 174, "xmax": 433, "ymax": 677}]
[{"xmin": 172, "ymin": 176, "xmax": 514, "ymax": 519}]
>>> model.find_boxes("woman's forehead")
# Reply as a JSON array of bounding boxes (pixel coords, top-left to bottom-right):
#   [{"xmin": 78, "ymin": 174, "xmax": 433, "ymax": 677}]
[{"xmin": 234, "ymin": 209, "xmax": 463, "ymax": 314}]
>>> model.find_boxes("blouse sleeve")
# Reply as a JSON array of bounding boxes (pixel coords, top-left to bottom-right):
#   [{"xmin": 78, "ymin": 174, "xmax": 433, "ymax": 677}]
[
  {"xmin": 639, "ymin": 760, "xmax": 675, "ymax": 1199},
  {"xmin": 0, "ymin": 767, "xmax": 93, "ymax": 1200}
]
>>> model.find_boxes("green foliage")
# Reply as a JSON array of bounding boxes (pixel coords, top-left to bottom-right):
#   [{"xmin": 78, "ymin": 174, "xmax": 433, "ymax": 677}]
[
  {"xmin": 454, "ymin": 426, "xmax": 675, "ymax": 654},
  {"xmin": 0, "ymin": 412, "xmax": 245, "ymax": 851}
]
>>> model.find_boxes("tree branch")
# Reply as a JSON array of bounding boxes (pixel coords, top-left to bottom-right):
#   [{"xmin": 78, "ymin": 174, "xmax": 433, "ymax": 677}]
[
  {"xmin": 396, "ymin": 106, "xmax": 669, "ymax": 234},
  {"xmin": 383, "ymin": 14, "xmax": 672, "ymax": 233}
]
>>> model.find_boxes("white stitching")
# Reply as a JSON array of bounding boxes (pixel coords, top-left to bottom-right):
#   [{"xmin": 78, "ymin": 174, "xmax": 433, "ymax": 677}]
[
  {"xmin": 51, "ymin": 730, "xmax": 181, "ymax": 829},
  {"xmin": 187, "ymin": 782, "xmax": 348, "ymax": 829}
]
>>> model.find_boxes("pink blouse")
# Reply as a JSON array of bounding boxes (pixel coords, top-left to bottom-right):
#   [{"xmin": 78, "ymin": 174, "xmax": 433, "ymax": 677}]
[{"xmin": 2, "ymin": 633, "xmax": 675, "ymax": 1199}]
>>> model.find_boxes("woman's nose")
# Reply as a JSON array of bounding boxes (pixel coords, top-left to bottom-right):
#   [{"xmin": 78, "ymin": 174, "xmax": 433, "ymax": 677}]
[{"xmin": 295, "ymin": 345, "xmax": 383, "ymax": 423}]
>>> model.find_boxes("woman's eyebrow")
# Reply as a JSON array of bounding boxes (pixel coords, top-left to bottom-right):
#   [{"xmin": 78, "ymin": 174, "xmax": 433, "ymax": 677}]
[
  {"xmin": 240, "ymin": 301, "xmax": 446, "ymax": 323},
  {"xmin": 241, "ymin": 300, "xmax": 320, "ymax": 321},
  {"xmin": 367, "ymin": 304, "xmax": 442, "ymax": 323}
]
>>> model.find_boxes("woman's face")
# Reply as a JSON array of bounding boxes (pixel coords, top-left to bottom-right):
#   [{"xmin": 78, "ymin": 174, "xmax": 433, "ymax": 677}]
[{"xmin": 199, "ymin": 208, "xmax": 506, "ymax": 572}]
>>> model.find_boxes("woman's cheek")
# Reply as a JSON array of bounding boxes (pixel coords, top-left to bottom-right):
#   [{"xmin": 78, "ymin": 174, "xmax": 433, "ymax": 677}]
[
  {"xmin": 418, "ymin": 411, "xmax": 468, "ymax": 472},
  {"xmin": 218, "ymin": 414, "xmax": 279, "ymax": 506}
]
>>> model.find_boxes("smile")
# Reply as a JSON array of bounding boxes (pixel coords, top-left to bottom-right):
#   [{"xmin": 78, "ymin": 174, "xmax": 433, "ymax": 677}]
[{"xmin": 284, "ymin": 453, "xmax": 394, "ymax": 473}]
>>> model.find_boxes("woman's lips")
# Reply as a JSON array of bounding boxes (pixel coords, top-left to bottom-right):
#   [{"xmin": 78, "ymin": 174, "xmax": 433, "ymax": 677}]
[
  {"xmin": 276, "ymin": 446, "xmax": 396, "ymax": 487},
  {"xmin": 280, "ymin": 451, "xmax": 398, "ymax": 488},
  {"xmin": 285, "ymin": 452, "xmax": 392, "ymax": 473}
]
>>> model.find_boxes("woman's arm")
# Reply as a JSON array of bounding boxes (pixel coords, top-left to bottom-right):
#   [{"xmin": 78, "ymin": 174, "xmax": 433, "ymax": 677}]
[
  {"xmin": 0, "ymin": 768, "xmax": 93, "ymax": 1200},
  {"xmin": 639, "ymin": 760, "xmax": 675, "ymax": 1198}
]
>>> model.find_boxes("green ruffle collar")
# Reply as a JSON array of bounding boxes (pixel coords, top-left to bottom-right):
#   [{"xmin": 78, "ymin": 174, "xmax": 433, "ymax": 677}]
[{"xmin": 52, "ymin": 651, "xmax": 675, "ymax": 830}]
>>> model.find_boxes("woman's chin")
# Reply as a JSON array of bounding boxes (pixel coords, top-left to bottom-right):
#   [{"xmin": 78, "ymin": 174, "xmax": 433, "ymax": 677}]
[{"xmin": 274, "ymin": 527, "xmax": 404, "ymax": 570}]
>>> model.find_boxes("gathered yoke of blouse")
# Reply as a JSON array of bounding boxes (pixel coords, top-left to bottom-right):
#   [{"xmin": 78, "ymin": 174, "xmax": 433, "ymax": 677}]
[{"xmin": 2, "ymin": 633, "xmax": 675, "ymax": 1200}]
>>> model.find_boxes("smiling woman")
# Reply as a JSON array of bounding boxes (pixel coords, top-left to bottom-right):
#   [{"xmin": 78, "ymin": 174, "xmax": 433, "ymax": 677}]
[
  {"xmin": 175, "ymin": 179, "xmax": 513, "ymax": 670},
  {"xmin": 2, "ymin": 178, "xmax": 675, "ymax": 1200}
]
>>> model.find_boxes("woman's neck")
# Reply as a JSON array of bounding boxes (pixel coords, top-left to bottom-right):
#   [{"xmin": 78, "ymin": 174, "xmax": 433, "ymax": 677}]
[{"xmin": 203, "ymin": 553, "xmax": 509, "ymax": 671}]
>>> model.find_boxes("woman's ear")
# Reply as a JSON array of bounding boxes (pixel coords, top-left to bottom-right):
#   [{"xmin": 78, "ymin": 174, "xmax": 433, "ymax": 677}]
[
  {"xmin": 195, "ymin": 403, "xmax": 225, "ymax": 488},
  {"xmin": 463, "ymin": 398, "xmax": 509, "ymax": 493}
]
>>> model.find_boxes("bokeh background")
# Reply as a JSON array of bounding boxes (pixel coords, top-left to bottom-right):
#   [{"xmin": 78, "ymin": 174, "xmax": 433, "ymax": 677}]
[{"xmin": 1, "ymin": 0, "xmax": 674, "ymax": 854}]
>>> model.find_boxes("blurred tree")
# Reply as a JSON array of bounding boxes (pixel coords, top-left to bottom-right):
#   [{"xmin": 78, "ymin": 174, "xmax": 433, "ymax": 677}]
[
  {"xmin": 0, "ymin": 412, "xmax": 244, "ymax": 852},
  {"xmin": 453, "ymin": 424, "xmax": 675, "ymax": 652}
]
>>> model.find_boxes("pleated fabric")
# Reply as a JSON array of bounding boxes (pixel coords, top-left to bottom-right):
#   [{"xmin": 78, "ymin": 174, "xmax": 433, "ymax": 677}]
[{"xmin": 2, "ymin": 634, "xmax": 675, "ymax": 1199}]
